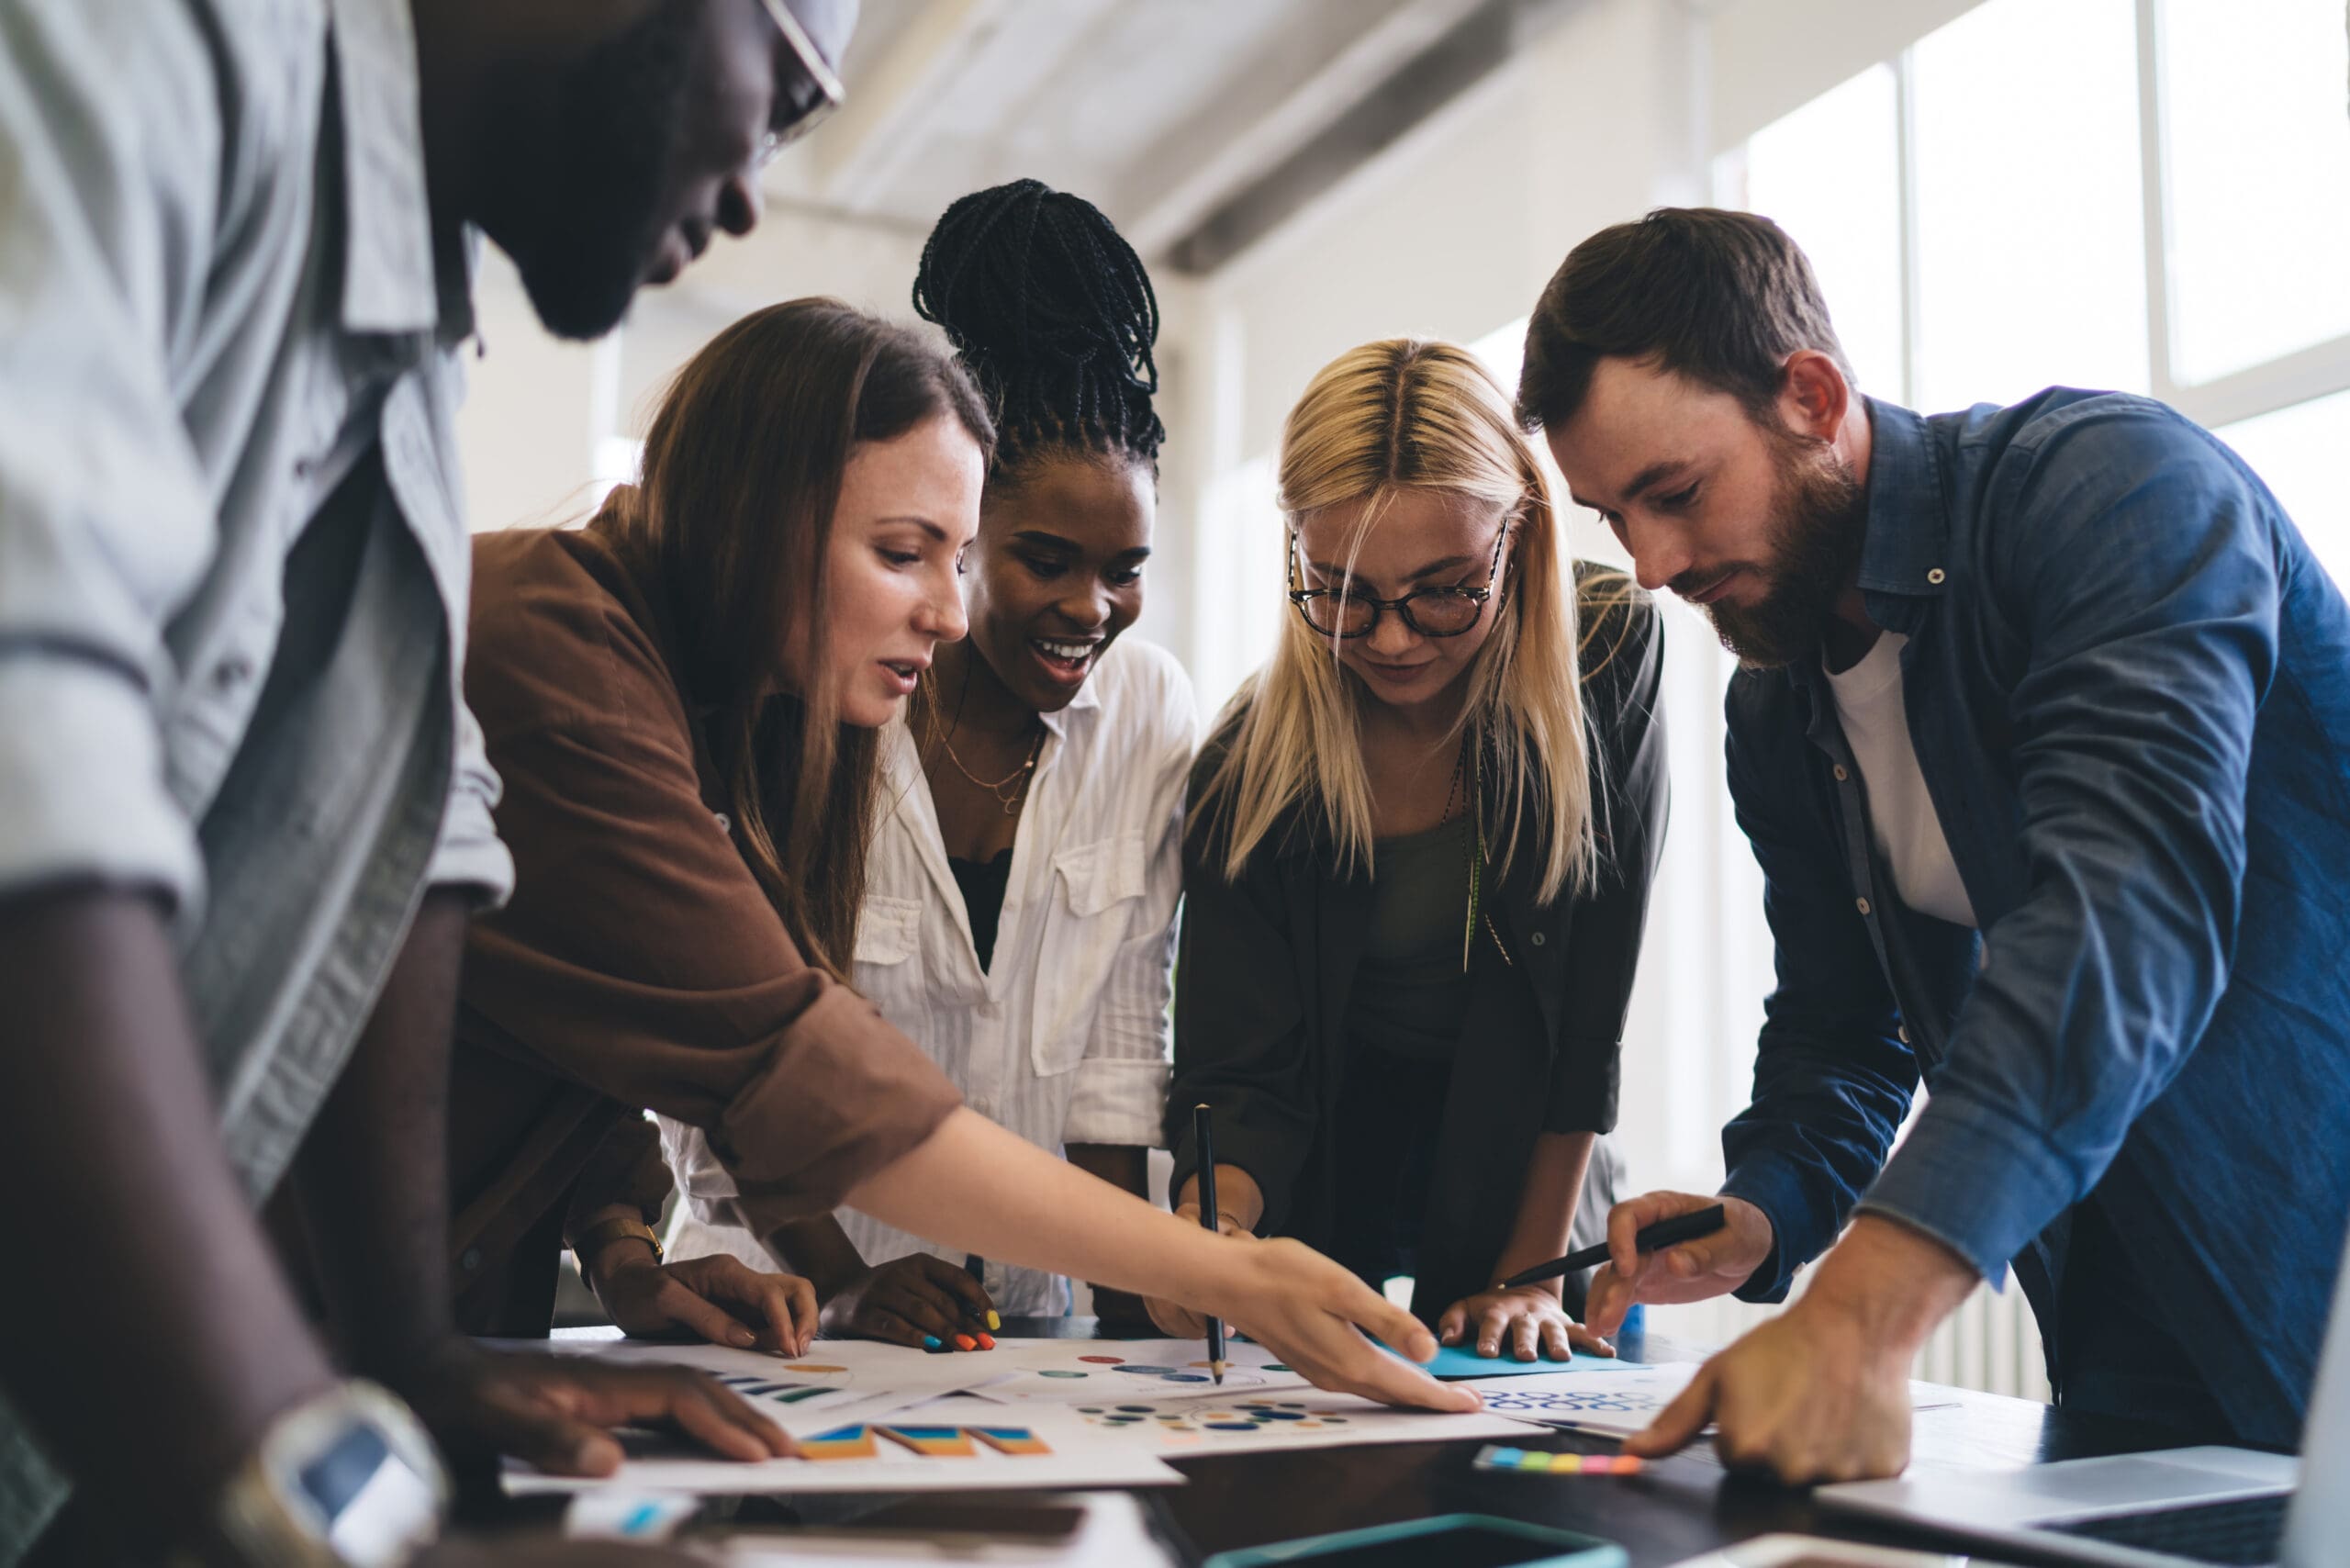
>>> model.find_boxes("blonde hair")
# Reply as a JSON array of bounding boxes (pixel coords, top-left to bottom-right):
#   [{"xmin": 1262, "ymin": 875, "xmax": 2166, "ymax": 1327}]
[{"xmin": 1196, "ymin": 338, "xmax": 1625, "ymax": 902}]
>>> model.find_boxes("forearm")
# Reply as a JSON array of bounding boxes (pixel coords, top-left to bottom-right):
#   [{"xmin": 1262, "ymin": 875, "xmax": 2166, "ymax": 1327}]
[
  {"xmin": 764, "ymin": 1214, "xmax": 870, "ymax": 1299},
  {"xmin": 1799, "ymin": 1213, "xmax": 1979, "ymax": 1361},
  {"xmin": 849, "ymin": 1109, "xmax": 1243, "ymax": 1307},
  {"xmin": 569, "ymin": 1203, "xmax": 663, "ymax": 1307},
  {"xmin": 290, "ymin": 889, "xmax": 469, "ymax": 1376},
  {"xmin": 0, "ymin": 886, "xmax": 336, "ymax": 1532},
  {"xmin": 1172, "ymin": 1163, "xmax": 1266, "ymax": 1231},
  {"xmin": 1490, "ymin": 1131, "xmax": 1595, "ymax": 1288},
  {"xmin": 1067, "ymin": 1144, "xmax": 1147, "ymax": 1200}
]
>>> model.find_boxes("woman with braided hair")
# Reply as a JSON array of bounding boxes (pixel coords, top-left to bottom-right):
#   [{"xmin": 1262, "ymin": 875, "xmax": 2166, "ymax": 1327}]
[{"xmin": 660, "ymin": 180, "xmax": 1197, "ymax": 1343}]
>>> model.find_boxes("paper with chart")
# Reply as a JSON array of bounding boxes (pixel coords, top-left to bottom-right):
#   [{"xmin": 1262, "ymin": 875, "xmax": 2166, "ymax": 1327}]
[
  {"xmin": 1471, "ymin": 1361, "xmax": 1707, "ymax": 1436},
  {"xmin": 1472, "ymin": 1364, "xmax": 1967, "ymax": 1439},
  {"xmin": 504, "ymin": 1402, "xmax": 1181, "ymax": 1495},
  {"xmin": 957, "ymin": 1387, "xmax": 1528, "ymax": 1456},
  {"xmin": 964, "ymin": 1337, "xmax": 1314, "ymax": 1404},
  {"xmin": 489, "ymin": 1336, "xmax": 1007, "ymax": 1432}
]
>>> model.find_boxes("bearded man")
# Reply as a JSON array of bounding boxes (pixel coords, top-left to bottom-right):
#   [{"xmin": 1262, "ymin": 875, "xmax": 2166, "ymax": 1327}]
[{"xmin": 1518, "ymin": 207, "xmax": 2350, "ymax": 1483}]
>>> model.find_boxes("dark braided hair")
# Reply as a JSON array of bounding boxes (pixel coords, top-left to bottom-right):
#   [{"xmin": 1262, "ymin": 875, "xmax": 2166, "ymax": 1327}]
[{"xmin": 913, "ymin": 178, "xmax": 1165, "ymax": 479}]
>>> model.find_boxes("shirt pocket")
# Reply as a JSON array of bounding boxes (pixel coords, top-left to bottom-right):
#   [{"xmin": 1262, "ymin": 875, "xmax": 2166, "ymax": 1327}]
[
  {"xmin": 852, "ymin": 894, "xmax": 925, "ymax": 1009},
  {"xmin": 1030, "ymin": 832, "xmax": 1149, "ymax": 1077}
]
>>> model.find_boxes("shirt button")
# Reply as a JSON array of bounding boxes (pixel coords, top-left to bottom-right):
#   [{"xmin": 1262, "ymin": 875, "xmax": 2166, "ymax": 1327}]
[
  {"xmin": 460, "ymin": 1248, "xmax": 482, "ymax": 1273},
  {"xmin": 1529, "ymin": 931, "xmax": 1546, "ymax": 947},
  {"xmin": 1833, "ymin": 764, "xmax": 1850, "ymax": 782},
  {"xmin": 1855, "ymin": 897, "xmax": 1873, "ymax": 916},
  {"xmin": 1927, "ymin": 567, "xmax": 1947, "ymax": 585},
  {"xmin": 1898, "ymin": 1025, "xmax": 1911, "ymax": 1044},
  {"xmin": 211, "ymin": 654, "xmax": 255, "ymax": 691}
]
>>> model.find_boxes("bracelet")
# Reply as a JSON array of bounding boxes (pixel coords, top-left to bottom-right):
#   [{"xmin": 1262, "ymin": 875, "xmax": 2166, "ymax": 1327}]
[{"xmin": 572, "ymin": 1215, "xmax": 664, "ymax": 1269}]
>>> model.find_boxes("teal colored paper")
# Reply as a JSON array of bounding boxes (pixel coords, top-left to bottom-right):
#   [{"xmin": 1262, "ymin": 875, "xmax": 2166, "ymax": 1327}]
[{"xmin": 1376, "ymin": 1341, "xmax": 1633, "ymax": 1380}]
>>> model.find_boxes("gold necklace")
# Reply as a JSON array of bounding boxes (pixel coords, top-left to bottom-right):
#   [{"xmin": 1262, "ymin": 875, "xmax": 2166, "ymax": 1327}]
[
  {"xmin": 939, "ymin": 724, "xmax": 1044, "ymax": 815},
  {"xmin": 1444, "ymin": 731, "xmax": 1511, "ymax": 971}
]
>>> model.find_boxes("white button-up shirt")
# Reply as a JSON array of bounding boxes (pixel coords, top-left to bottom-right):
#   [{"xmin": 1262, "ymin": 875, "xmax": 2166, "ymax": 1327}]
[{"xmin": 663, "ymin": 637, "xmax": 1194, "ymax": 1313}]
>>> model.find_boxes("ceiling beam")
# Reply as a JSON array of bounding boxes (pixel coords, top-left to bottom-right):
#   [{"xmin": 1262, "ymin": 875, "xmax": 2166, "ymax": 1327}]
[
  {"xmin": 797, "ymin": 0, "xmax": 1012, "ymax": 210},
  {"xmin": 1165, "ymin": 0, "xmax": 1565, "ymax": 274},
  {"xmin": 1116, "ymin": 0, "xmax": 1493, "ymax": 260}
]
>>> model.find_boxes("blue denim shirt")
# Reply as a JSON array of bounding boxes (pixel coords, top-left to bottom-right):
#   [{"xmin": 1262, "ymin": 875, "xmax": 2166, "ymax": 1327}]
[{"xmin": 1717, "ymin": 391, "xmax": 2350, "ymax": 1449}]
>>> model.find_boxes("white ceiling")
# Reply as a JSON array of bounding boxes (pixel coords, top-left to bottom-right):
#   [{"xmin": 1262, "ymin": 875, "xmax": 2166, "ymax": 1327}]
[{"xmin": 763, "ymin": 0, "xmax": 1539, "ymax": 270}]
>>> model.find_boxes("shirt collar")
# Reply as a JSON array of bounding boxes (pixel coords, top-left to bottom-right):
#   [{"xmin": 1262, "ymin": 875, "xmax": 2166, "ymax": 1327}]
[
  {"xmin": 1852, "ymin": 396, "xmax": 1952, "ymax": 626},
  {"xmin": 328, "ymin": 0, "xmax": 472, "ymax": 341},
  {"xmin": 1036, "ymin": 661, "xmax": 1105, "ymax": 736}
]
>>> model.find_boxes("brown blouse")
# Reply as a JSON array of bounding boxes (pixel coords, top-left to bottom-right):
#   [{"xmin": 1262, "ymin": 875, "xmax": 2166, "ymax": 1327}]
[{"xmin": 444, "ymin": 521, "xmax": 962, "ymax": 1333}]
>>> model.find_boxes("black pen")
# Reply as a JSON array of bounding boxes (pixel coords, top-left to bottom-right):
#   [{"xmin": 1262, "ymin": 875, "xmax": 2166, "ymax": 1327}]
[
  {"xmin": 1192, "ymin": 1103, "xmax": 1226, "ymax": 1385},
  {"xmin": 1498, "ymin": 1204, "xmax": 1728, "ymax": 1289}
]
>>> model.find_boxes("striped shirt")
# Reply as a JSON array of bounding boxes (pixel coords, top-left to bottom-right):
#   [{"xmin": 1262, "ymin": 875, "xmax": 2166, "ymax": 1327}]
[{"xmin": 662, "ymin": 636, "xmax": 1194, "ymax": 1313}]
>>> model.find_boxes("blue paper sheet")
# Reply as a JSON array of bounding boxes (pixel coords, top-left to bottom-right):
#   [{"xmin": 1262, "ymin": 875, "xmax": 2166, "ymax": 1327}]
[{"xmin": 1378, "ymin": 1341, "xmax": 1632, "ymax": 1380}]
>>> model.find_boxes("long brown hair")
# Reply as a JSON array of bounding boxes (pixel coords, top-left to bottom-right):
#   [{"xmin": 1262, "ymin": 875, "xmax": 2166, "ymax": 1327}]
[{"xmin": 599, "ymin": 298, "xmax": 992, "ymax": 976}]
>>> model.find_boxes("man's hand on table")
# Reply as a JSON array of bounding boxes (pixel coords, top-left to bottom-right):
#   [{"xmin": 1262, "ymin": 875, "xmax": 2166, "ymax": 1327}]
[
  {"xmin": 1624, "ymin": 1214, "xmax": 1980, "ymax": 1484},
  {"xmin": 392, "ymin": 1339, "xmax": 792, "ymax": 1476}
]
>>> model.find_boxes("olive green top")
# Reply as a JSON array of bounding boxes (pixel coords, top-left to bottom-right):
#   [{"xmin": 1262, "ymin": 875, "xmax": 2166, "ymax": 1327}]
[{"xmin": 1346, "ymin": 814, "xmax": 1473, "ymax": 1061}]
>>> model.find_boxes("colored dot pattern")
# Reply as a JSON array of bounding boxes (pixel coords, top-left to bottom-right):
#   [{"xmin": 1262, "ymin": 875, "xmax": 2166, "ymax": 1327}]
[
  {"xmin": 1022, "ymin": 1353, "xmax": 1281, "ymax": 1387},
  {"xmin": 1074, "ymin": 1399, "xmax": 1349, "ymax": 1439}
]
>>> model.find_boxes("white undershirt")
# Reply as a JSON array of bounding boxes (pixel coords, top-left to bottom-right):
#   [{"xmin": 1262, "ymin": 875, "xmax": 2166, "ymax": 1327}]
[{"xmin": 1823, "ymin": 631, "xmax": 1979, "ymax": 929}]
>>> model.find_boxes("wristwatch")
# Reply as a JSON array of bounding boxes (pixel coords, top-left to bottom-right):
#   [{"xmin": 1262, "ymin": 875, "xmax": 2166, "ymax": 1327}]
[{"xmin": 208, "ymin": 1382, "xmax": 448, "ymax": 1567}]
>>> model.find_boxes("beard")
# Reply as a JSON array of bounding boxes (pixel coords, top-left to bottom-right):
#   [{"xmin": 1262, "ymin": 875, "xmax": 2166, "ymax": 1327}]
[
  {"xmin": 1699, "ymin": 437, "xmax": 1869, "ymax": 670},
  {"xmin": 514, "ymin": 6, "xmax": 698, "ymax": 341}
]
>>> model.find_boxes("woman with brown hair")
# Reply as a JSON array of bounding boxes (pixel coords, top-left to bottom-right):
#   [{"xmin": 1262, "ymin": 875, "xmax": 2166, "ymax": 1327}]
[{"xmin": 439, "ymin": 298, "xmax": 1469, "ymax": 1473}]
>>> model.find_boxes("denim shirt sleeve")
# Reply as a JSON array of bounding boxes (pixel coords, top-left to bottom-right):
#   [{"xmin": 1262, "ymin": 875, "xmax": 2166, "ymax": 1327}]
[
  {"xmin": 1856, "ymin": 407, "xmax": 2278, "ymax": 1284},
  {"xmin": 1718, "ymin": 691, "xmax": 1920, "ymax": 1301},
  {"xmin": 0, "ymin": 3, "xmax": 226, "ymax": 913}
]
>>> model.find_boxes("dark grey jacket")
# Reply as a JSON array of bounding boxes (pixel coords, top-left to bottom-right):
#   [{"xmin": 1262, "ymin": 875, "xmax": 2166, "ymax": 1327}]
[{"xmin": 1169, "ymin": 571, "xmax": 1669, "ymax": 1319}]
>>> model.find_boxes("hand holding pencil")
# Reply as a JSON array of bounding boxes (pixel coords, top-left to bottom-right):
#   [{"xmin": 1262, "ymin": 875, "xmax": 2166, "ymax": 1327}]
[{"xmin": 1192, "ymin": 1105, "xmax": 1227, "ymax": 1383}]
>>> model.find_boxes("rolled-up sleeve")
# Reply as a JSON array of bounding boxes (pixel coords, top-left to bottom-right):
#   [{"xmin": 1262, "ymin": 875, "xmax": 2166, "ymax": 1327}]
[
  {"xmin": 457, "ymin": 557, "xmax": 961, "ymax": 1238},
  {"xmin": 0, "ymin": 3, "xmax": 225, "ymax": 913},
  {"xmin": 424, "ymin": 698, "xmax": 514, "ymax": 902},
  {"xmin": 1543, "ymin": 585, "xmax": 1670, "ymax": 1134},
  {"xmin": 1854, "ymin": 410, "xmax": 2276, "ymax": 1283},
  {"xmin": 1063, "ymin": 657, "xmax": 1193, "ymax": 1148}
]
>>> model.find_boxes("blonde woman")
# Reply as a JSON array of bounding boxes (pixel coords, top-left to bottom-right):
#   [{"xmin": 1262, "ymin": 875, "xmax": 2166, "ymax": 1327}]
[{"xmin": 1143, "ymin": 340, "xmax": 1668, "ymax": 1363}]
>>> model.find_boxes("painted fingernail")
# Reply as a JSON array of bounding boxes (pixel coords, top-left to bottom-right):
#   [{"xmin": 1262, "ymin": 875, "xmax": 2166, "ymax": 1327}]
[
  {"xmin": 986, "ymin": 1311, "xmax": 1001, "ymax": 1331},
  {"xmin": 975, "ymin": 1333, "xmax": 996, "ymax": 1350},
  {"xmin": 952, "ymin": 1334, "xmax": 978, "ymax": 1351},
  {"xmin": 923, "ymin": 1336, "xmax": 946, "ymax": 1352}
]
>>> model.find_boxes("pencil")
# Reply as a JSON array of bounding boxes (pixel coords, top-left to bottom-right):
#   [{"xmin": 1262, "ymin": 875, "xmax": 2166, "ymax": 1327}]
[
  {"xmin": 1497, "ymin": 1204, "xmax": 1728, "ymax": 1290},
  {"xmin": 1193, "ymin": 1103, "xmax": 1226, "ymax": 1385}
]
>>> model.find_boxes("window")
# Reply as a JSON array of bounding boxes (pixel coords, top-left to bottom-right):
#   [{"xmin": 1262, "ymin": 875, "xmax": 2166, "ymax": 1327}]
[
  {"xmin": 1909, "ymin": 0, "xmax": 2149, "ymax": 410},
  {"xmin": 1723, "ymin": 0, "xmax": 2350, "ymax": 586},
  {"xmin": 1737, "ymin": 65, "xmax": 1905, "ymax": 402},
  {"xmin": 2217, "ymin": 389, "xmax": 2350, "ymax": 584},
  {"xmin": 2158, "ymin": 0, "xmax": 2350, "ymax": 386}
]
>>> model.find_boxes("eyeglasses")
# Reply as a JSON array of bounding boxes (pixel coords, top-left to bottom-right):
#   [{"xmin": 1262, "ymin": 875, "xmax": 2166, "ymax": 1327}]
[
  {"xmin": 1287, "ymin": 522, "xmax": 1509, "ymax": 640},
  {"xmin": 754, "ymin": 0, "xmax": 847, "ymax": 167}
]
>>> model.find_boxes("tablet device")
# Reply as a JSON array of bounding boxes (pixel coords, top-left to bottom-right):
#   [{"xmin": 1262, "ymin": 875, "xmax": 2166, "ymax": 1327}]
[{"xmin": 1202, "ymin": 1513, "xmax": 1627, "ymax": 1568}]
